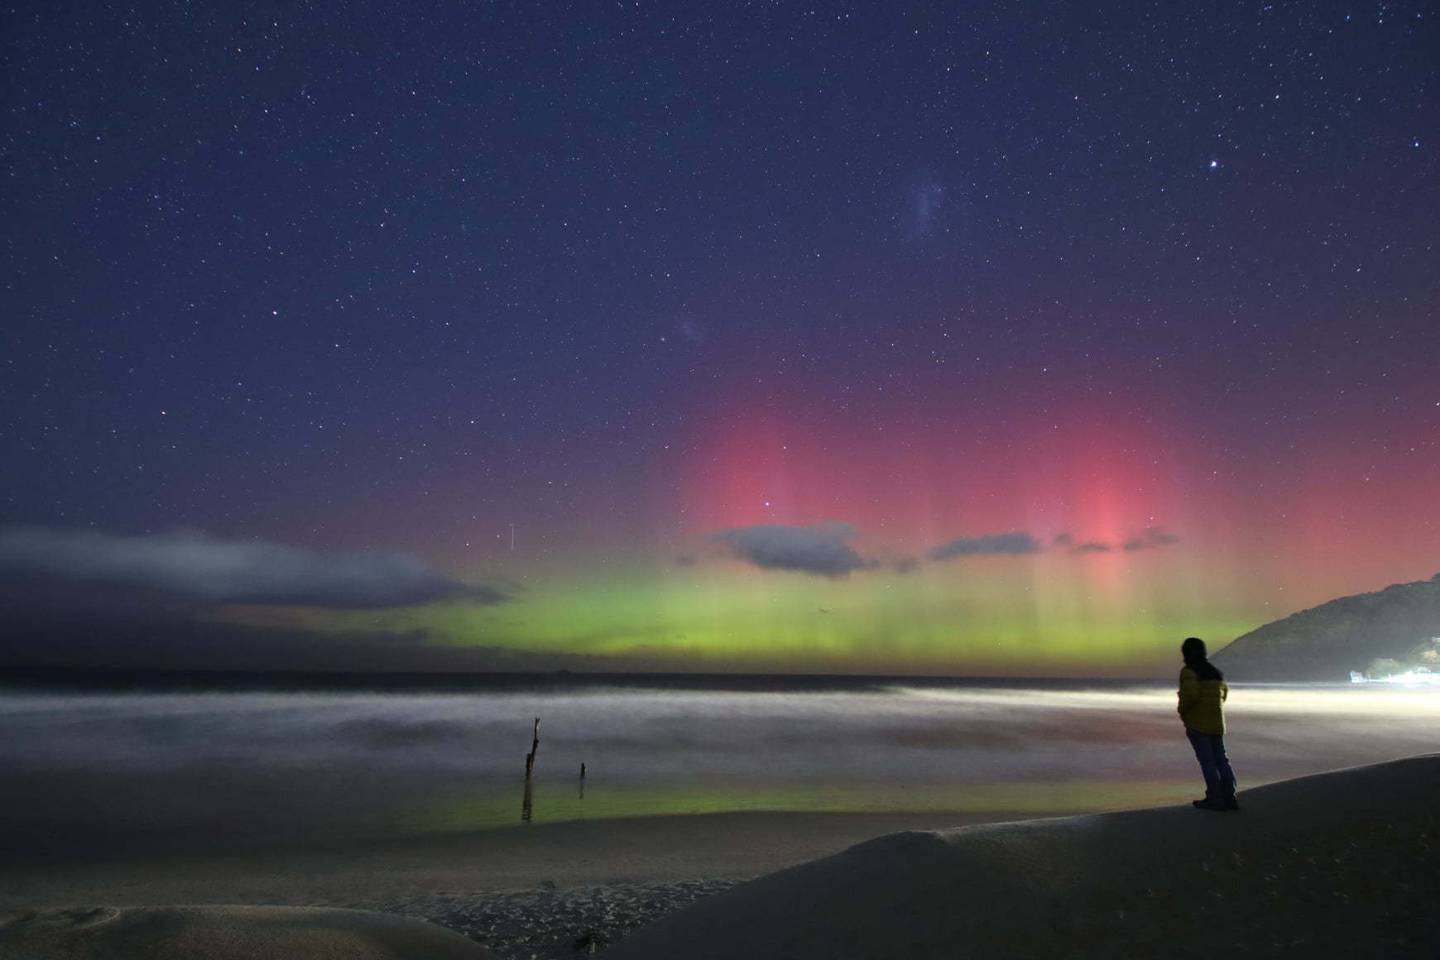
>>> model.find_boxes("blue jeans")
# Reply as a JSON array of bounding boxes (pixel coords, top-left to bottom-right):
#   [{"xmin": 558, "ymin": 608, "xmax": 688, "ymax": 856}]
[{"xmin": 1186, "ymin": 729, "xmax": 1237, "ymax": 803}]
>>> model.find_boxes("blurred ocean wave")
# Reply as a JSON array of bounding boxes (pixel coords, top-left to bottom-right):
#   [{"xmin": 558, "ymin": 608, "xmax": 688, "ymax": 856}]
[{"xmin": 2, "ymin": 680, "xmax": 1437, "ymax": 847}]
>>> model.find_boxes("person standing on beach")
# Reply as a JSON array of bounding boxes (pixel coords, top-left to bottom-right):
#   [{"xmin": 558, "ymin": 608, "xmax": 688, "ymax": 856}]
[{"xmin": 1178, "ymin": 637, "xmax": 1239, "ymax": 811}]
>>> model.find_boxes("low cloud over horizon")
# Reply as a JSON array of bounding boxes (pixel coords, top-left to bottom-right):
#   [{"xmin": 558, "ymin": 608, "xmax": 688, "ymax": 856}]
[
  {"xmin": 0, "ymin": 526, "xmax": 506, "ymax": 609},
  {"xmin": 713, "ymin": 521, "xmax": 874, "ymax": 577}
]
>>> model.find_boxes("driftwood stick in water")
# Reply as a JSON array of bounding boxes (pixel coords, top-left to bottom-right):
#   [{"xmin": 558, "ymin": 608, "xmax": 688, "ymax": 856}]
[{"xmin": 524, "ymin": 717, "xmax": 540, "ymax": 779}]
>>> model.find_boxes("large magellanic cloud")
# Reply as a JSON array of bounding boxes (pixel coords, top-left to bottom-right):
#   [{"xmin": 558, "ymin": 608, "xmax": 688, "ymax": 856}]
[
  {"xmin": 712, "ymin": 522, "xmax": 874, "ymax": 577},
  {"xmin": 929, "ymin": 531, "xmax": 1042, "ymax": 561},
  {"xmin": 0, "ymin": 527, "xmax": 506, "ymax": 608}
]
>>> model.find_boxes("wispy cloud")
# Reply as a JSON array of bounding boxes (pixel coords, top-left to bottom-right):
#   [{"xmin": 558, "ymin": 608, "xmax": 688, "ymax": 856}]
[
  {"xmin": 0, "ymin": 527, "xmax": 506, "ymax": 608},
  {"xmin": 1056, "ymin": 526, "xmax": 1181, "ymax": 555},
  {"xmin": 1122, "ymin": 527, "xmax": 1181, "ymax": 551},
  {"xmin": 930, "ymin": 531, "xmax": 1042, "ymax": 561},
  {"xmin": 712, "ymin": 522, "xmax": 874, "ymax": 578}
]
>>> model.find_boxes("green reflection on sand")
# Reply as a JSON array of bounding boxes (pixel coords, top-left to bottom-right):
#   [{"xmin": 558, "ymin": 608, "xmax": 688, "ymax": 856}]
[{"xmin": 404, "ymin": 778, "xmax": 1196, "ymax": 834}]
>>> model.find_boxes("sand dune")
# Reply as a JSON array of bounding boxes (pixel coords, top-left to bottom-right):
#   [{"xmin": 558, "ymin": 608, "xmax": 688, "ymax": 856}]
[
  {"xmin": 0, "ymin": 904, "xmax": 490, "ymax": 960},
  {"xmin": 611, "ymin": 755, "xmax": 1440, "ymax": 959}
]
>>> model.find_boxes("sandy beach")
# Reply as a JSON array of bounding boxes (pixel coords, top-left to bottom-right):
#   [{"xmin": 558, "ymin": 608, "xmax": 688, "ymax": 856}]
[
  {"xmin": 0, "ymin": 809, "xmax": 1029, "ymax": 959},
  {"xmin": 615, "ymin": 755, "xmax": 1440, "ymax": 959},
  {"xmin": 6, "ymin": 756, "xmax": 1440, "ymax": 957}
]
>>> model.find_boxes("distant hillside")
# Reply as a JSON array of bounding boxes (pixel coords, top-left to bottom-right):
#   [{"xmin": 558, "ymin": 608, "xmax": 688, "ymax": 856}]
[{"xmin": 1214, "ymin": 573, "xmax": 1440, "ymax": 681}]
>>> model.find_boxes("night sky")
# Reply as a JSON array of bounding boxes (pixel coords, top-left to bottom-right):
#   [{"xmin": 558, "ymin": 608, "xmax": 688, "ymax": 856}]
[{"xmin": 2, "ymin": 2, "xmax": 1437, "ymax": 675}]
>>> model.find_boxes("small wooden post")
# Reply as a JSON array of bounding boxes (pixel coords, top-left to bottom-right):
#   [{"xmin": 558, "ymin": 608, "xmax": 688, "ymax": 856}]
[{"xmin": 524, "ymin": 717, "xmax": 540, "ymax": 779}]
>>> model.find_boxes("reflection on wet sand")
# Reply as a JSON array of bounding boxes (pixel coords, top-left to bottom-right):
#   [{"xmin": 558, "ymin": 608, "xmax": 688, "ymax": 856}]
[{"xmin": 523, "ymin": 764, "xmax": 587, "ymax": 822}]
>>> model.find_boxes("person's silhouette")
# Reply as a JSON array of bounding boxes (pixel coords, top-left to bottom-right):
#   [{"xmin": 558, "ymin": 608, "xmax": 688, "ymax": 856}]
[{"xmin": 1178, "ymin": 637, "xmax": 1238, "ymax": 811}]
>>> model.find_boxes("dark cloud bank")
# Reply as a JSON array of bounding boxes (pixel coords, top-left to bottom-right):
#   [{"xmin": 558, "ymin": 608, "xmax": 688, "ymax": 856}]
[
  {"xmin": 0, "ymin": 527, "xmax": 520, "ymax": 673},
  {"xmin": 0, "ymin": 527, "xmax": 504, "ymax": 608},
  {"xmin": 0, "ymin": 587, "xmax": 607, "ymax": 675}
]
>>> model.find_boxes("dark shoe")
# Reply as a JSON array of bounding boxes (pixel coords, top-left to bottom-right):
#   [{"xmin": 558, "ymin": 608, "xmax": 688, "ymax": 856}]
[
  {"xmin": 1192, "ymin": 799, "xmax": 1220, "ymax": 810},
  {"xmin": 1220, "ymin": 799, "xmax": 1240, "ymax": 811}
]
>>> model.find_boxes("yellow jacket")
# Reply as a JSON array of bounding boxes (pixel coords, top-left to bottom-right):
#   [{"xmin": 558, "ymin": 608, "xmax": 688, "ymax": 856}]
[{"xmin": 1177, "ymin": 666, "xmax": 1227, "ymax": 735}]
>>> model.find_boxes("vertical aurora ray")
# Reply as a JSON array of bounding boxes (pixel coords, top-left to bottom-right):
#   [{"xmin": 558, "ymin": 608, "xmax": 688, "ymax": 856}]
[{"xmin": 242, "ymin": 376, "xmax": 1437, "ymax": 676}]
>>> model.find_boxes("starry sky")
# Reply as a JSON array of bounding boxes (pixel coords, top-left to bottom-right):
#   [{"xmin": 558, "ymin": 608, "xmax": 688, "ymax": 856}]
[{"xmin": 2, "ymin": 1, "xmax": 1437, "ymax": 676}]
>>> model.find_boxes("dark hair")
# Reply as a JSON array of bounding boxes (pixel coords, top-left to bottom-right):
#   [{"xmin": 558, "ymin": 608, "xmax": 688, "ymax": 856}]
[{"xmin": 1181, "ymin": 637, "xmax": 1223, "ymax": 681}]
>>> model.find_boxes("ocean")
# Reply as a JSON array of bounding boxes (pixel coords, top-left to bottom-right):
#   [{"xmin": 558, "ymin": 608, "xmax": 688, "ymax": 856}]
[{"xmin": 3, "ymin": 675, "xmax": 1438, "ymax": 858}]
